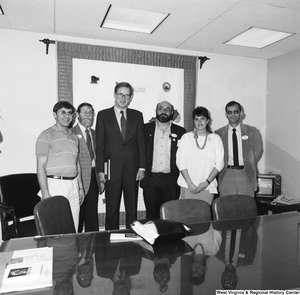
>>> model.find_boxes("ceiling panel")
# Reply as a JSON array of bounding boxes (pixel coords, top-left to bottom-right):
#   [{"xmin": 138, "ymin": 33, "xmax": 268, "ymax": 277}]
[{"xmin": 0, "ymin": 0, "xmax": 299, "ymax": 59}]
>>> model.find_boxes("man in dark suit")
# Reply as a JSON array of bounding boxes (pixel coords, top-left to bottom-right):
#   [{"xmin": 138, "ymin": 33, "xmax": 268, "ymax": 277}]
[
  {"xmin": 71, "ymin": 103, "xmax": 104, "ymax": 232},
  {"xmin": 96, "ymin": 82, "xmax": 146, "ymax": 230},
  {"xmin": 215, "ymin": 101, "xmax": 263, "ymax": 197},
  {"xmin": 140, "ymin": 101, "xmax": 186, "ymax": 219}
]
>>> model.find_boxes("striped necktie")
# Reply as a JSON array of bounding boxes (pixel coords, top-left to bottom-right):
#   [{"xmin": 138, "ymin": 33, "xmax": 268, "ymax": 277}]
[
  {"xmin": 85, "ymin": 129, "xmax": 94, "ymax": 160},
  {"xmin": 120, "ymin": 111, "xmax": 126, "ymax": 140}
]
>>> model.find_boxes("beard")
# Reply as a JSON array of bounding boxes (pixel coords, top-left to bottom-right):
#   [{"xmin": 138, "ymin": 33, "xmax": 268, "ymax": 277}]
[{"xmin": 156, "ymin": 113, "xmax": 173, "ymax": 123}]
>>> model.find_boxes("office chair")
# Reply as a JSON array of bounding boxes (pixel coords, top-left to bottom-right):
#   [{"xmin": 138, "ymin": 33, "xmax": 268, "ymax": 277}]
[
  {"xmin": 160, "ymin": 199, "xmax": 212, "ymax": 224},
  {"xmin": 0, "ymin": 173, "xmax": 40, "ymax": 240},
  {"xmin": 212, "ymin": 194, "xmax": 258, "ymax": 221},
  {"xmin": 34, "ymin": 195, "xmax": 76, "ymax": 235}
]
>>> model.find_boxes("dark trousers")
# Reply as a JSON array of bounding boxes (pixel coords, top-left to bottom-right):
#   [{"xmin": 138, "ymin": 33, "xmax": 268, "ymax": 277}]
[
  {"xmin": 143, "ymin": 173, "xmax": 180, "ymax": 219},
  {"xmin": 78, "ymin": 168, "xmax": 99, "ymax": 232},
  {"xmin": 105, "ymin": 172, "xmax": 139, "ymax": 230}
]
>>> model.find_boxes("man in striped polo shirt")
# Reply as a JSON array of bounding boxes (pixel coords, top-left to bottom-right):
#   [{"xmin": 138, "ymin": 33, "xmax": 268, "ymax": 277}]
[{"xmin": 36, "ymin": 101, "xmax": 84, "ymax": 231}]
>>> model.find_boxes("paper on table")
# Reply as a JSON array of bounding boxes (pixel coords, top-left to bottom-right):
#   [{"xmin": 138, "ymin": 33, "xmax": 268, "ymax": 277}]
[
  {"xmin": 110, "ymin": 233, "xmax": 143, "ymax": 242},
  {"xmin": 0, "ymin": 247, "xmax": 53, "ymax": 294}
]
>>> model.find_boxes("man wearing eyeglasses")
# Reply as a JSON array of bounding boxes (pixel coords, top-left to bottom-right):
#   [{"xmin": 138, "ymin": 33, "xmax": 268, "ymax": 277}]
[
  {"xmin": 140, "ymin": 101, "xmax": 186, "ymax": 219},
  {"xmin": 215, "ymin": 101, "xmax": 263, "ymax": 197},
  {"xmin": 95, "ymin": 82, "xmax": 146, "ymax": 230},
  {"xmin": 36, "ymin": 101, "xmax": 84, "ymax": 231},
  {"xmin": 71, "ymin": 103, "xmax": 104, "ymax": 232}
]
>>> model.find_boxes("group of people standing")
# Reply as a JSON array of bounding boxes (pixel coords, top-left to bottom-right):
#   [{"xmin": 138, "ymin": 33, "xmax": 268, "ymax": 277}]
[{"xmin": 35, "ymin": 81, "xmax": 263, "ymax": 232}]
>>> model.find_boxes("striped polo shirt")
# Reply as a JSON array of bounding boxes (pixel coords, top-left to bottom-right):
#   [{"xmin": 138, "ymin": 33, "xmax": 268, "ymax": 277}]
[{"xmin": 36, "ymin": 125, "xmax": 79, "ymax": 177}]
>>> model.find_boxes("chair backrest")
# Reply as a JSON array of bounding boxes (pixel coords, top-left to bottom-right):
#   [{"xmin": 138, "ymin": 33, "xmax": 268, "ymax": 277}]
[
  {"xmin": 0, "ymin": 173, "xmax": 40, "ymax": 240},
  {"xmin": 0, "ymin": 173, "xmax": 40, "ymax": 221},
  {"xmin": 34, "ymin": 196, "xmax": 76, "ymax": 235},
  {"xmin": 212, "ymin": 195, "xmax": 257, "ymax": 221},
  {"xmin": 160, "ymin": 199, "xmax": 212, "ymax": 224}
]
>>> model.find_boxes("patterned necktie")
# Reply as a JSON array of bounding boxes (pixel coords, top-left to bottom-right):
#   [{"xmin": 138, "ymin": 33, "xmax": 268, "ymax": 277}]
[
  {"xmin": 85, "ymin": 128, "xmax": 94, "ymax": 160},
  {"xmin": 120, "ymin": 111, "xmax": 126, "ymax": 140},
  {"xmin": 232, "ymin": 128, "xmax": 239, "ymax": 166}
]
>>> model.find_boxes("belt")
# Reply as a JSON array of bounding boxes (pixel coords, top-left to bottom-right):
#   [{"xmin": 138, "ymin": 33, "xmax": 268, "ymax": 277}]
[
  {"xmin": 227, "ymin": 165, "xmax": 244, "ymax": 170},
  {"xmin": 151, "ymin": 172, "xmax": 171, "ymax": 176},
  {"xmin": 47, "ymin": 175, "xmax": 77, "ymax": 180}
]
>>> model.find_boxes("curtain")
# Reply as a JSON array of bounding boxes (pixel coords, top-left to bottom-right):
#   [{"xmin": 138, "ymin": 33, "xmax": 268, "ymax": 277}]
[{"xmin": 57, "ymin": 41, "xmax": 197, "ymax": 131}]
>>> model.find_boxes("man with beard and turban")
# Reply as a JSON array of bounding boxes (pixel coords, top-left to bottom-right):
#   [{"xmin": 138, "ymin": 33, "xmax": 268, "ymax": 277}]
[{"xmin": 140, "ymin": 101, "xmax": 186, "ymax": 219}]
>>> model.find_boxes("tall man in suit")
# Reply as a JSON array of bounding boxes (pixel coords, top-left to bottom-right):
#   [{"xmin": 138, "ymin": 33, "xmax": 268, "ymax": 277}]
[
  {"xmin": 96, "ymin": 82, "xmax": 146, "ymax": 230},
  {"xmin": 71, "ymin": 103, "xmax": 104, "ymax": 232},
  {"xmin": 215, "ymin": 101, "xmax": 263, "ymax": 197},
  {"xmin": 140, "ymin": 101, "xmax": 186, "ymax": 219}
]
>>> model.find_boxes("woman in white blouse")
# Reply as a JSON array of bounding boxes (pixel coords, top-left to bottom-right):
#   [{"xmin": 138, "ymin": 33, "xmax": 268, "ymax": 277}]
[{"xmin": 176, "ymin": 106, "xmax": 224, "ymax": 204}]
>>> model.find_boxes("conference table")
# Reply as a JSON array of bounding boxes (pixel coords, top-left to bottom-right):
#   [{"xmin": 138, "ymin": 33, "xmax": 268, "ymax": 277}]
[{"xmin": 1, "ymin": 211, "xmax": 300, "ymax": 294}]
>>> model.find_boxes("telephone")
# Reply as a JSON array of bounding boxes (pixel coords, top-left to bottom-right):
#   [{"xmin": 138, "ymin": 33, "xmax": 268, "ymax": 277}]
[{"xmin": 271, "ymin": 194, "xmax": 300, "ymax": 205}]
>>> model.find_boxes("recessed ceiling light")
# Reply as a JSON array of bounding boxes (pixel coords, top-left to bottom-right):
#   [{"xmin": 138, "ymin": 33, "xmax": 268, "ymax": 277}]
[
  {"xmin": 0, "ymin": 5, "xmax": 4, "ymax": 15},
  {"xmin": 101, "ymin": 5, "xmax": 169, "ymax": 34},
  {"xmin": 224, "ymin": 27, "xmax": 294, "ymax": 49}
]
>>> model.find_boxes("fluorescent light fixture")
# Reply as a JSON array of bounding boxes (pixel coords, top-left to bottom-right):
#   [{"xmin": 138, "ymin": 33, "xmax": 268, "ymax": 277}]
[
  {"xmin": 224, "ymin": 27, "xmax": 294, "ymax": 48},
  {"xmin": 0, "ymin": 5, "xmax": 4, "ymax": 15},
  {"xmin": 101, "ymin": 5, "xmax": 169, "ymax": 34}
]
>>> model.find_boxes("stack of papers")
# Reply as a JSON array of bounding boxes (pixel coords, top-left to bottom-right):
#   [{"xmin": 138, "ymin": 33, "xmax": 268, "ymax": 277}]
[{"xmin": 0, "ymin": 247, "xmax": 53, "ymax": 294}]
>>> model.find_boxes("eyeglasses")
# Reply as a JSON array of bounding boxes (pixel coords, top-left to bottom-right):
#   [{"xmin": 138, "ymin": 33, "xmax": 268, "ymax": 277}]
[
  {"xmin": 57, "ymin": 110, "xmax": 74, "ymax": 117},
  {"xmin": 116, "ymin": 93, "xmax": 131, "ymax": 100},
  {"xmin": 157, "ymin": 106, "xmax": 172, "ymax": 113},
  {"xmin": 226, "ymin": 110, "xmax": 240, "ymax": 115},
  {"xmin": 80, "ymin": 110, "xmax": 95, "ymax": 117}
]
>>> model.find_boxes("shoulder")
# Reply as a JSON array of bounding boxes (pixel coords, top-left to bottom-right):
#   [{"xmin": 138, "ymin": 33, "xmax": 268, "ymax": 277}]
[
  {"xmin": 215, "ymin": 125, "xmax": 228, "ymax": 133},
  {"xmin": 127, "ymin": 108, "xmax": 143, "ymax": 116},
  {"xmin": 242, "ymin": 124, "xmax": 258, "ymax": 131},
  {"xmin": 97, "ymin": 107, "xmax": 113, "ymax": 116},
  {"xmin": 144, "ymin": 121, "xmax": 155, "ymax": 130},
  {"xmin": 171, "ymin": 123, "xmax": 186, "ymax": 135},
  {"xmin": 181, "ymin": 131, "xmax": 194, "ymax": 140},
  {"xmin": 214, "ymin": 125, "xmax": 227, "ymax": 134},
  {"xmin": 69, "ymin": 130, "xmax": 79, "ymax": 142},
  {"xmin": 242, "ymin": 124, "xmax": 260, "ymax": 135},
  {"xmin": 71, "ymin": 124, "xmax": 80, "ymax": 133},
  {"xmin": 209, "ymin": 132, "xmax": 223, "ymax": 142},
  {"xmin": 37, "ymin": 126, "xmax": 54, "ymax": 140}
]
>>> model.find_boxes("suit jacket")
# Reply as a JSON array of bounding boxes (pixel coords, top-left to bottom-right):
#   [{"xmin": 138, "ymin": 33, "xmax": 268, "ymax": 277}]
[
  {"xmin": 140, "ymin": 122, "xmax": 186, "ymax": 189},
  {"xmin": 215, "ymin": 123, "xmax": 263, "ymax": 191},
  {"xmin": 71, "ymin": 124, "xmax": 98, "ymax": 193},
  {"xmin": 96, "ymin": 107, "xmax": 146, "ymax": 181}
]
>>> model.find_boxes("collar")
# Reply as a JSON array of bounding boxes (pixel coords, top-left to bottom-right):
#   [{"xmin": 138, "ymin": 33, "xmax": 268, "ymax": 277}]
[
  {"xmin": 114, "ymin": 105, "xmax": 127, "ymax": 116},
  {"xmin": 78, "ymin": 122, "xmax": 89, "ymax": 134},
  {"xmin": 229, "ymin": 124, "xmax": 241, "ymax": 132},
  {"xmin": 52, "ymin": 124, "xmax": 70, "ymax": 135},
  {"xmin": 155, "ymin": 120, "xmax": 172, "ymax": 131}
]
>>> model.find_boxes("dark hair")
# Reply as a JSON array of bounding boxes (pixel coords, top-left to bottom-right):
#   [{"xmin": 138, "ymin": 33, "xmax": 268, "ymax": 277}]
[
  {"xmin": 114, "ymin": 82, "xmax": 134, "ymax": 97},
  {"xmin": 76, "ymin": 102, "xmax": 94, "ymax": 113},
  {"xmin": 53, "ymin": 101, "xmax": 75, "ymax": 114},
  {"xmin": 225, "ymin": 101, "xmax": 242, "ymax": 112},
  {"xmin": 192, "ymin": 106, "xmax": 212, "ymax": 133}
]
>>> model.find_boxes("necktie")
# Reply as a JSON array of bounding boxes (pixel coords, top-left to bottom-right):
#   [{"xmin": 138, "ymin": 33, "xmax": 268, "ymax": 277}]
[
  {"xmin": 120, "ymin": 111, "xmax": 126, "ymax": 140},
  {"xmin": 232, "ymin": 128, "xmax": 239, "ymax": 167},
  {"xmin": 85, "ymin": 129, "xmax": 94, "ymax": 160},
  {"xmin": 229, "ymin": 230, "xmax": 237, "ymax": 263}
]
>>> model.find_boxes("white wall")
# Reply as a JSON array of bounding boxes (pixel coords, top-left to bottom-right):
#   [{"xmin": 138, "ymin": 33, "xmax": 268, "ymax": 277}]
[
  {"xmin": 0, "ymin": 28, "xmax": 267, "ymax": 176},
  {"xmin": 266, "ymin": 49, "xmax": 300, "ymax": 196}
]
